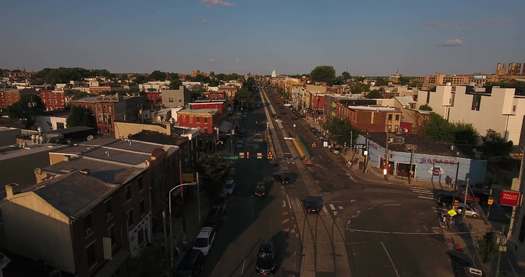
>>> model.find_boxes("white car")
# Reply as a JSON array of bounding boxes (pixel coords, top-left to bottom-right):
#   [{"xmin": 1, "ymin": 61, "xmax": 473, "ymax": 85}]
[
  {"xmin": 223, "ymin": 179, "xmax": 236, "ymax": 195},
  {"xmin": 192, "ymin": 227, "xmax": 216, "ymax": 256},
  {"xmin": 458, "ymin": 204, "xmax": 479, "ymax": 218}
]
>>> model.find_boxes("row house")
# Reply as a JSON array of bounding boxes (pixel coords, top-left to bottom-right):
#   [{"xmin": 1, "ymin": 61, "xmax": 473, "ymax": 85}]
[
  {"xmin": 70, "ymin": 95, "xmax": 147, "ymax": 135},
  {"xmin": 177, "ymin": 109, "xmax": 219, "ymax": 135},
  {"xmin": 0, "ymin": 89, "xmax": 20, "ymax": 109},
  {"xmin": 217, "ymin": 85, "xmax": 239, "ymax": 102},
  {"xmin": 39, "ymin": 90, "xmax": 65, "ymax": 111},
  {"xmin": 417, "ymin": 85, "xmax": 525, "ymax": 143},
  {"xmin": 189, "ymin": 101, "xmax": 225, "ymax": 115},
  {"xmin": 1, "ymin": 137, "xmax": 181, "ymax": 277},
  {"xmin": 204, "ymin": 91, "xmax": 226, "ymax": 101},
  {"xmin": 336, "ymin": 103, "xmax": 402, "ymax": 133}
]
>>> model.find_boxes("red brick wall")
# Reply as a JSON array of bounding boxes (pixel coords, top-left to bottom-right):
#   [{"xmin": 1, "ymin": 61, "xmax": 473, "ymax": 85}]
[
  {"xmin": 71, "ymin": 101, "xmax": 116, "ymax": 135},
  {"xmin": 177, "ymin": 113, "xmax": 216, "ymax": 134},
  {"xmin": 310, "ymin": 95, "xmax": 326, "ymax": 111},
  {"xmin": 189, "ymin": 102, "xmax": 225, "ymax": 115},
  {"xmin": 39, "ymin": 90, "xmax": 65, "ymax": 111},
  {"xmin": 0, "ymin": 90, "xmax": 20, "ymax": 109}
]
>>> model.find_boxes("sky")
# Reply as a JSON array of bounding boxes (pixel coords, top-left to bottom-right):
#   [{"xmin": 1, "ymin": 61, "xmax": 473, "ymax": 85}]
[{"xmin": 0, "ymin": 0, "xmax": 524, "ymax": 75}]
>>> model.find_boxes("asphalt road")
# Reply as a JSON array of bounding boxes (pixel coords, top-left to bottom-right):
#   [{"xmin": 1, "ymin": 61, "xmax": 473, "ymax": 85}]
[{"xmin": 203, "ymin": 85, "xmax": 456, "ymax": 277}]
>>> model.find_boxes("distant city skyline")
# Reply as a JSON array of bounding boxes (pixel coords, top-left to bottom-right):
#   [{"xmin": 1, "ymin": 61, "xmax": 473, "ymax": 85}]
[{"xmin": 0, "ymin": 0, "xmax": 524, "ymax": 75}]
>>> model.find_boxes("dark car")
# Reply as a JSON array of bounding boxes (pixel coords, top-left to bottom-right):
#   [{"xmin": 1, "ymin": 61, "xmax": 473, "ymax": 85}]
[
  {"xmin": 255, "ymin": 241, "xmax": 276, "ymax": 275},
  {"xmin": 176, "ymin": 249, "xmax": 205, "ymax": 277},
  {"xmin": 254, "ymin": 182, "xmax": 267, "ymax": 197},
  {"xmin": 303, "ymin": 196, "xmax": 323, "ymax": 214}
]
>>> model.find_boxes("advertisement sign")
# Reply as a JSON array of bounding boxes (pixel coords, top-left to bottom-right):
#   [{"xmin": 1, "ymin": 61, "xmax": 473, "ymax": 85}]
[{"xmin": 499, "ymin": 190, "xmax": 521, "ymax": 207}]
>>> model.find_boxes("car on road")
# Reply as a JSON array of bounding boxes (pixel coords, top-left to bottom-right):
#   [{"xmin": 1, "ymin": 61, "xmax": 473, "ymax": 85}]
[
  {"xmin": 457, "ymin": 204, "xmax": 479, "ymax": 218},
  {"xmin": 254, "ymin": 182, "xmax": 267, "ymax": 197},
  {"xmin": 176, "ymin": 249, "xmax": 205, "ymax": 277},
  {"xmin": 192, "ymin": 227, "xmax": 216, "ymax": 256},
  {"xmin": 303, "ymin": 196, "xmax": 323, "ymax": 214},
  {"xmin": 255, "ymin": 241, "xmax": 277, "ymax": 275},
  {"xmin": 223, "ymin": 179, "xmax": 236, "ymax": 195}
]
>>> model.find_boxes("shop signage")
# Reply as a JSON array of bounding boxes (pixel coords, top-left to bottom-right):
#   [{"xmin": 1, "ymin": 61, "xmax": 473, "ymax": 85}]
[
  {"xmin": 419, "ymin": 158, "xmax": 458, "ymax": 165},
  {"xmin": 499, "ymin": 190, "xmax": 521, "ymax": 207}
]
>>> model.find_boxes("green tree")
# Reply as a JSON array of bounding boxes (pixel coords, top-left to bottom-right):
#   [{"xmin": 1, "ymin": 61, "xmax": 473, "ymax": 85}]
[
  {"xmin": 323, "ymin": 118, "xmax": 358, "ymax": 146},
  {"xmin": 31, "ymin": 67, "xmax": 112, "ymax": 84},
  {"xmin": 479, "ymin": 132, "xmax": 513, "ymax": 159},
  {"xmin": 374, "ymin": 77, "xmax": 389, "ymax": 86},
  {"xmin": 350, "ymin": 82, "xmax": 370, "ymax": 94},
  {"xmin": 169, "ymin": 79, "xmax": 182, "ymax": 90},
  {"xmin": 148, "ymin": 70, "xmax": 168, "ymax": 81},
  {"xmin": 422, "ymin": 113, "xmax": 454, "ymax": 142},
  {"xmin": 66, "ymin": 106, "xmax": 96, "ymax": 128},
  {"xmin": 419, "ymin": 104, "xmax": 432, "ymax": 111},
  {"xmin": 341, "ymin": 71, "xmax": 351, "ymax": 81},
  {"xmin": 310, "ymin": 65, "xmax": 336, "ymax": 84},
  {"xmin": 7, "ymin": 94, "xmax": 45, "ymax": 127},
  {"xmin": 366, "ymin": 90, "xmax": 383, "ymax": 99},
  {"xmin": 196, "ymin": 154, "xmax": 232, "ymax": 199}
]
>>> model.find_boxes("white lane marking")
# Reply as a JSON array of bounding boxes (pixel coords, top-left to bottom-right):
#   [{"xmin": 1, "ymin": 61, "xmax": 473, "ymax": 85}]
[
  {"xmin": 241, "ymin": 259, "xmax": 246, "ymax": 275},
  {"xmin": 286, "ymin": 194, "xmax": 292, "ymax": 209},
  {"xmin": 417, "ymin": 196, "xmax": 435, "ymax": 200},
  {"xmin": 380, "ymin": 241, "xmax": 400, "ymax": 277}
]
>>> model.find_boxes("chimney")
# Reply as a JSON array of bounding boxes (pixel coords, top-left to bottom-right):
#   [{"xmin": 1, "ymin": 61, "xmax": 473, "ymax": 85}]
[{"xmin": 5, "ymin": 183, "xmax": 19, "ymax": 198}]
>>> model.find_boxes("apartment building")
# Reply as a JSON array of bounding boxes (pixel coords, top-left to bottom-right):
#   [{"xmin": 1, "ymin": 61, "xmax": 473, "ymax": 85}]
[
  {"xmin": 161, "ymin": 86, "xmax": 190, "ymax": 108},
  {"xmin": 0, "ymin": 89, "xmax": 20, "ymax": 110},
  {"xmin": 177, "ymin": 109, "xmax": 219, "ymax": 134},
  {"xmin": 71, "ymin": 95, "xmax": 146, "ymax": 135},
  {"xmin": 336, "ymin": 103, "xmax": 402, "ymax": 133},
  {"xmin": 417, "ymin": 85, "xmax": 525, "ymax": 143},
  {"xmin": 39, "ymin": 90, "xmax": 65, "ymax": 111}
]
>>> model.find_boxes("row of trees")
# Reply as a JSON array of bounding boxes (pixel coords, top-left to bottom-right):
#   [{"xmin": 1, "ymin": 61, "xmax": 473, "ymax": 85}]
[
  {"xmin": 323, "ymin": 117, "xmax": 358, "ymax": 147},
  {"xmin": 31, "ymin": 67, "xmax": 112, "ymax": 85}
]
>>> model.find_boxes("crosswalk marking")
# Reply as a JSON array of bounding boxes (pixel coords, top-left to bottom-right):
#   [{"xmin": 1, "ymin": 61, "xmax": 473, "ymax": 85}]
[{"xmin": 410, "ymin": 186, "xmax": 436, "ymax": 201}]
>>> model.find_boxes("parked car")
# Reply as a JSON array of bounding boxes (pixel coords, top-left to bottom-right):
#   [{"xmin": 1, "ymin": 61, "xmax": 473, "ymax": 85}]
[
  {"xmin": 254, "ymin": 182, "xmax": 267, "ymax": 197},
  {"xmin": 223, "ymin": 179, "xmax": 236, "ymax": 195},
  {"xmin": 176, "ymin": 249, "xmax": 205, "ymax": 277},
  {"xmin": 255, "ymin": 241, "xmax": 277, "ymax": 275},
  {"xmin": 193, "ymin": 227, "xmax": 217, "ymax": 256},
  {"xmin": 303, "ymin": 196, "xmax": 323, "ymax": 214}
]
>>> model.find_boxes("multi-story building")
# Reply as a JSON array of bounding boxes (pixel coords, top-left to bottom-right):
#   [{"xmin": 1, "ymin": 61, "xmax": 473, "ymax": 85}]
[
  {"xmin": 496, "ymin": 62, "xmax": 525, "ymax": 76},
  {"xmin": 336, "ymin": 104, "xmax": 402, "ymax": 133},
  {"xmin": 161, "ymin": 86, "xmax": 190, "ymax": 108},
  {"xmin": 189, "ymin": 101, "xmax": 225, "ymax": 115},
  {"xmin": 71, "ymin": 95, "xmax": 147, "ymax": 135},
  {"xmin": 39, "ymin": 90, "xmax": 65, "ymax": 111},
  {"xmin": 417, "ymin": 85, "xmax": 525, "ymax": 142},
  {"xmin": 177, "ymin": 109, "xmax": 219, "ymax": 134},
  {"xmin": 139, "ymin": 81, "xmax": 170, "ymax": 92},
  {"xmin": 0, "ymin": 89, "xmax": 20, "ymax": 110},
  {"xmin": 217, "ymin": 85, "xmax": 239, "ymax": 102}
]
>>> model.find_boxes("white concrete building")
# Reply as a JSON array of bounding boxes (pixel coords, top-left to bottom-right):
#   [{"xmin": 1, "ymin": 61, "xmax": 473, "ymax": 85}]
[{"xmin": 417, "ymin": 85, "xmax": 524, "ymax": 143}]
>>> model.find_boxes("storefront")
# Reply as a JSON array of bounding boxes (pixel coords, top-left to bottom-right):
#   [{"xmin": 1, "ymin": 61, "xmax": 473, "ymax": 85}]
[{"xmin": 356, "ymin": 134, "xmax": 487, "ymax": 185}]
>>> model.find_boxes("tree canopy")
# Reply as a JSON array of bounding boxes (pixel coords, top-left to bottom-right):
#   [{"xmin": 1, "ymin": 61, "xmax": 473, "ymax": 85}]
[
  {"xmin": 350, "ymin": 82, "xmax": 370, "ymax": 94},
  {"xmin": 365, "ymin": 90, "xmax": 383, "ymax": 99},
  {"xmin": 422, "ymin": 113, "xmax": 478, "ymax": 155},
  {"xmin": 196, "ymin": 154, "xmax": 232, "ymax": 199},
  {"xmin": 478, "ymin": 132, "xmax": 513, "ymax": 159},
  {"xmin": 31, "ymin": 67, "xmax": 112, "ymax": 84},
  {"xmin": 323, "ymin": 117, "xmax": 358, "ymax": 146},
  {"xmin": 7, "ymin": 94, "xmax": 45, "ymax": 127},
  {"xmin": 419, "ymin": 104, "xmax": 432, "ymax": 111},
  {"xmin": 148, "ymin": 70, "xmax": 169, "ymax": 81},
  {"xmin": 310, "ymin": 65, "xmax": 336, "ymax": 84},
  {"xmin": 66, "ymin": 106, "xmax": 97, "ymax": 128}
]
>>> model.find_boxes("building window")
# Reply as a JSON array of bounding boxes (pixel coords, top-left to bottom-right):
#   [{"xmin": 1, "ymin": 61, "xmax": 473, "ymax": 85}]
[
  {"xmin": 204, "ymin": 117, "xmax": 208, "ymax": 123},
  {"xmin": 140, "ymin": 200, "xmax": 146, "ymax": 214},
  {"xmin": 85, "ymin": 213, "xmax": 93, "ymax": 236},
  {"xmin": 388, "ymin": 114, "xmax": 393, "ymax": 120},
  {"xmin": 127, "ymin": 210, "xmax": 134, "ymax": 227},
  {"xmin": 471, "ymin": 95, "xmax": 481, "ymax": 111},
  {"xmin": 169, "ymin": 98, "xmax": 173, "ymax": 103},
  {"xmin": 395, "ymin": 115, "xmax": 400, "ymax": 121},
  {"xmin": 86, "ymin": 241, "xmax": 97, "ymax": 269},
  {"xmin": 513, "ymin": 105, "xmax": 517, "ymax": 113},
  {"xmin": 126, "ymin": 186, "xmax": 132, "ymax": 200}
]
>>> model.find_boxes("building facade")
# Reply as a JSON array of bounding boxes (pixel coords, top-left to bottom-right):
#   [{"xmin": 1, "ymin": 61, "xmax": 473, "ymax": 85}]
[
  {"xmin": 161, "ymin": 86, "xmax": 189, "ymax": 108},
  {"xmin": 177, "ymin": 109, "xmax": 219, "ymax": 134},
  {"xmin": 0, "ymin": 89, "xmax": 20, "ymax": 110},
  {"xmin": 336, "ymin": 104, "xmax": 402, "ymax": 133},
  {"xmin": 39, "ymin": 90, "xmax": 65, "ymax": 111}
]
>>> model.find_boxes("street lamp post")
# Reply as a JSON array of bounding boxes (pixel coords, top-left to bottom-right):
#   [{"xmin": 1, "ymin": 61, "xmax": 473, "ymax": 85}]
[{"xmin": 168, "ymin": 172, "xmax": 200, "ymax": 269}]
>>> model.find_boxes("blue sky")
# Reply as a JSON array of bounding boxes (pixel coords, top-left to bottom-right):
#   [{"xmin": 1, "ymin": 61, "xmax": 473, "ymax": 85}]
[{"xmin": 0, "ymin": 0, "xmax": 523, "ymax": 75}]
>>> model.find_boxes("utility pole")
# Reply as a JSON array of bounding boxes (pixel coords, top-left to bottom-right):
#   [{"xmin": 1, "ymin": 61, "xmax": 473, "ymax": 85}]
[
  {"xmin": 408, "ymin": 147, "xmax": 414, "ymax": 184},
  {"xmin": 384, "ymin": 132, "xmax": 389, "ymax": 180},
  {"xmin": 464, "ymin": 174, "xmax": 470, "ymax": 210}
]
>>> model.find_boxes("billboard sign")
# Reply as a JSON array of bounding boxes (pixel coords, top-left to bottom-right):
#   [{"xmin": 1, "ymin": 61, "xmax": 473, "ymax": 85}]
[{"xmin": 499, "ymin": 190, "xmax": 521, "ymax": 207}]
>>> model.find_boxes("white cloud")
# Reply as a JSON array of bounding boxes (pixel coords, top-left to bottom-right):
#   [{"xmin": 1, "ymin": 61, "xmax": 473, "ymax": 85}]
[
  {"xmin": 202, "ymin": 0, "xmax": 234, "ymax": 7},
  {"xmin": 438, "ymin": 38, "xmax": 464, "ymax": 47}
]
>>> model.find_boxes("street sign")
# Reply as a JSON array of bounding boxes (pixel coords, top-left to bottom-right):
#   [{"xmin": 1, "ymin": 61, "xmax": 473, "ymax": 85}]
[
  {"xmin": 432, "ymin": 167, "xmax": 442, "ymax": 176},
  {"xmin": 499, "ymin": 190, "xmax": 521, "ymax": 207}
]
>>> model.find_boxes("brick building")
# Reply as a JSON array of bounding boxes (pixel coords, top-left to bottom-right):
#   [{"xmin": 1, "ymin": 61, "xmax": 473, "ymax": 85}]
[
  {"xmin": 177, "ymin": 109, "xmax": 219, "ymax": 134},
  {"xmin": 145, "ymin": 91, "xmax": 162, "ymax": 105},
  {"xmin": 0, "ymin": 138, "xmax": 181, "ymax": 277},
  {"xmin": 70, "ymin": 95, "xmax": 146, "ymax": 135},
  {"xmin": 39, "ymin": 90, "xmax": 65, "ymax": 111},
  {"xmin": 0, "ymin": 89, "xmax": 20, "ymax": 110},
  {"xmin": 189, "ymin": 101, "xmax": 225, "ymax": 115},
  {"xmin": 336, "ymin": 104, "xmax": 402, "ymax": 133},
  {"xmin": 204, "ymin": 91, "xmax": 226, "ymax": 101}
]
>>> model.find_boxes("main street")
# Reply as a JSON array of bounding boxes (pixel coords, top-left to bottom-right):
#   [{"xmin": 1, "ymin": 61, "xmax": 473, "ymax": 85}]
[{"xmin": 203, "ymin": 84, "xmax": 455, "ymax": 276}]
